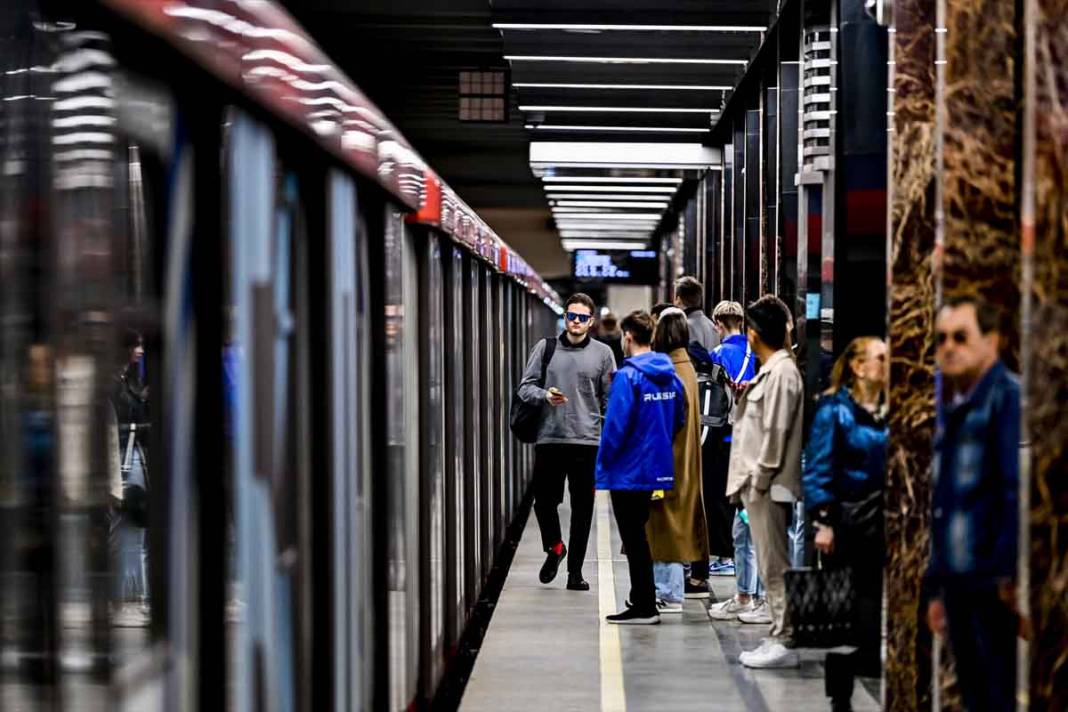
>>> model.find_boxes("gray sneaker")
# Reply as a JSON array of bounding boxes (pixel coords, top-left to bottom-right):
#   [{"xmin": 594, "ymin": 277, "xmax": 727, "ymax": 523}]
[
  {"xmin": 737, "ymin": 599, "xmax": 772, "ymax": 625},
  {"xmin": 706, "ymin": 596, "xmax": 754, "ymax": 621}
]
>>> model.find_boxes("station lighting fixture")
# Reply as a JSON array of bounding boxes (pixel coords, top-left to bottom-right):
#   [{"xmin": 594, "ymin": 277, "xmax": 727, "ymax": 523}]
[
  {"xmin": 514, "ymin": 83, "xmax": 733, "ymax": 91},
  {"xmin": 542, "ymin": 176, "xmax": 683, "ymax": 184},
  {"xmin": 505, "ymin": 55, "xmax": 748, "ymax": 65},
  {"xmin": 560, "ymin": 240, "xmax": 653, "ymax": 251},
  {"xmin": 554, "ymin": 224, "xmax": 657, "ymax": 232},
  {"xmin": 547, "ymin": 196, "xmax": 672, "ymax": 203},
  {"xmin": 525, "ymin": 124, "xmax": 707, "ymax": 133},
  {"xmin": 494, "ymin": 23, "xmax": 766, "ymax": 33},
  {"xmin": 550, "ymin": 212, "xmax": 664, "ymax": 220},
  {"xmin": 551, "ymin": 200, "xmax": 670, "ymax": 208},
  {"xmin": 544, "ymin": 185, "xmax": 677, "ymax": 193},
  {"xmin": 520, "ymin": 105, "xmax": 718, "ymax": 114}
]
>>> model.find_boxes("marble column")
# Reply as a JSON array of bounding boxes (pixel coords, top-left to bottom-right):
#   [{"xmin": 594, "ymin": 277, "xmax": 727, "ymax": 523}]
[
  {"xmin": 1023, "ymin": 0, "xmax": 1068, "ymax": 707},
  {"xmin": 884, "ymin": 0, "xmax": 937, "ymax": 708}
]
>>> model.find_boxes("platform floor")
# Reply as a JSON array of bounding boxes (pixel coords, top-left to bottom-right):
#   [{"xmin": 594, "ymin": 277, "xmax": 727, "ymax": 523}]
[{"xmin": 460, "ymin": 491, "xmax": 882, "ymax": 712}]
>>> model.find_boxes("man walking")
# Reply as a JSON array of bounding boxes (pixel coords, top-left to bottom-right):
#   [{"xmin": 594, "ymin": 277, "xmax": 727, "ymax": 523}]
[
  {"xmin": 596, "ymin": 311, "xmax": 686, "ymax": 624},
  {"xmin": 925, "ymin": 294, "xmax": 1020, "ymax": 712},
  {"xmin": 518, "ymin": 293, "xmax": 616, "ymax": 591},
  {"xmin": 727, "ymin": 295, "xmax": 805, "ymax": 668},
  {"xmin": 674, "ymin": 276, "xmax": 720, "ymax": 351}
]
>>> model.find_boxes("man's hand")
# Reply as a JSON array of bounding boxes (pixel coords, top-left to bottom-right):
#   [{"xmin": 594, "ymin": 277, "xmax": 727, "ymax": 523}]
[
  {"xmin": 814, "ymin": 524, "xmax": 835, "ymax": 554},
  {"xmin": 546, "ymin": 388, "xmax": 568, "ymax": 407},
  {"xmin": 927, "ymin": 598, "xmax": 947, "ymax": 637}
]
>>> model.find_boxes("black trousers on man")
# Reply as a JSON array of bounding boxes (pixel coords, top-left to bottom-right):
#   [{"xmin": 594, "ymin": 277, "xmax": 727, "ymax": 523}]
[
  {"xmin": 610, "ymin": 490, "xmax": 655, "ymax": 612},
  {"xmin": 943, "ymin": 580, "xmax": 1018, "ymax": 712},
  {"xmin": 692, "ymin": 434, "xmax": 734, "ymax": 580},
  {"xmin": 532, "ymin": 444, "xmax": 597, "ymax": 575}
]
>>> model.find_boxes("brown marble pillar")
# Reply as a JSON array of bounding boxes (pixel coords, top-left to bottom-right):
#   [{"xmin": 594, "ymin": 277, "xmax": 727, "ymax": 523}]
[
  {"xmin": 885, "ymin": 0, "xmax": 938, "ymax": 709},
  {"xmin": 1023, "ymin": 0, "xmax": 1068, "ymax": 707}
]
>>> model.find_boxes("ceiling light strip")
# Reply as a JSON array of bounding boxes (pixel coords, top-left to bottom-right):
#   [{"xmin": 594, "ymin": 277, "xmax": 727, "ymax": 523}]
[
  {"xmin": 551, "ymin": 200, "xmax": 670, "ymax": 208},
  {"xmin": 505, "ymin": 55, "xmax": 747, "ymax": 65},
  {"xmin": 545, "ymin": 185, "xmax": 677, "ymax": 193},
  {"xmin": 495, "ymin": 24, "xmax": 765, "ymax": 33},
  {"xmin": 520, "ymin": 105, "xmax": 718, "ymax": 114},
  {"xmin": 514, "ymin": 83, "xmax": 732, "ymax": 91},
  {"xmin": 561, "ymin": 240, "xmax": 653, "ymax": 251},
  {"xmin": 525, "ymin": 124, "xmax": 707, "ymax": 133},
  {"xmin": 542, "ymin": 176, "xmax": 682, "ymax": 184}
]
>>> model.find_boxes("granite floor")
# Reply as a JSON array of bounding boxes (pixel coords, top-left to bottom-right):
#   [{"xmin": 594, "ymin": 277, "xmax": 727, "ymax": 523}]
[{"xmin": 460, "ymin": 491, "xmax": 882, "ymax": 712}]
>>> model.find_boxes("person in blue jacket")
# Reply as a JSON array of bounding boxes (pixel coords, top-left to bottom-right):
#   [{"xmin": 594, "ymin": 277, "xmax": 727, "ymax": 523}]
[{"xmin": 596, "ymin": 310, "xmax": 686, "ymax": 625}]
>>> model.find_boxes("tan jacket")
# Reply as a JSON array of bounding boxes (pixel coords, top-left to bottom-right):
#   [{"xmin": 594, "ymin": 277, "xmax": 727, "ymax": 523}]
[
  {"xmin": 725, "ymin": 349, "xmax": 804, "ymax": 502},
  {"xmin": 647, "ymin": 348, "xmax": 709, "ymax": 562}
]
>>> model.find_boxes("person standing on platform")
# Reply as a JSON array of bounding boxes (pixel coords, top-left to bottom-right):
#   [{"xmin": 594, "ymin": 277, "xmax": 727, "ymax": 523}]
[
  {"xmin": 728, "ymin": 295, "xmax": 805, "ymax": 669},
  {"xmin": 596, "ymin": 311, "xmax": 686, "ymax": 625},
  {"xmin": 595, "ymin": 311, "xmax": 625, "ymax": 367},
  {"xmin": 518, "ymin": 293, "xmax": 616, "ymax": 591},
  {"xmin": 925, "ymin": 295, "xmax": 1020, "ymax": 712},
  {"xmin": 647, "ymin": 308, "xmax": 708, "ymax": 615},
  {"xmin": 674, "ymin": 276, "xmax": 719, "ymax": 351},
  {"xmin": 804, "ymin": 337, "xmax": 889, "ymax": 712}
]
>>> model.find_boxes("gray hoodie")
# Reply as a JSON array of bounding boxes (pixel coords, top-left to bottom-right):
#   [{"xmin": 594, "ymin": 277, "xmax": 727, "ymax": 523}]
[
  {"xmin": 518, "ymin": 333, "xmax": 616, "ymax": 446},
  {"xmin": 686, "ymin": 308, "xmax": 721, "ymax": 351}
]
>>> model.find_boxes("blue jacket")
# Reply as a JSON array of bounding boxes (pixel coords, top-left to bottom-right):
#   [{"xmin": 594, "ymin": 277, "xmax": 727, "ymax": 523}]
[
  {"xmin": 595, "ymin": 352, "xmax": 686, "ymax": 491},
  {"xmin": 803, "ymin": 387, "xmax": 888, "ymax": 519},
  {"xmin": 711, "ymin": 333, "xmax": 757, "ymax": 384},
  {"xmin": 928, "ymin": 361, "xmax": 1020, "ymax": 586}
]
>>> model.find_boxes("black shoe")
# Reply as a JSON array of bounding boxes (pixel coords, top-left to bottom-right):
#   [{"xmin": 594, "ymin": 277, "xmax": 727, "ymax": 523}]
[
  {"xmin": 566, "ymin": 573, "xmax": 590, "ymax": 591},
  {"xmin": 830, "ymin": 699, "xmax": 852, "ymax": 712},
  {"xmin": 606, "ymin": 606, "xmax": 660, "ymax": 625},
  {"xmin": 684, "ymin": 578, "xmax": 710, "ymax": 599},
  {"xmin": 539, "ymin": 545, "xmax": 566, "ymax": 584}
]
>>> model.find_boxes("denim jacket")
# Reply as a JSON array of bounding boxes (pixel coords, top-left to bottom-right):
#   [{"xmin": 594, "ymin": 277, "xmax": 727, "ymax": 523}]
[
  {"xmin": 803, "ymin": 387, "xmax": 887, "ymax": 523},
  {"xmin": 927, "ymin": 361, "xmax": 1020, "ymax": 587}
]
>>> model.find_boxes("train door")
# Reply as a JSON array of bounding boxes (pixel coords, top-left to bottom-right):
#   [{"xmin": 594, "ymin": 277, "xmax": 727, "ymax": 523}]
[
  {"xmin": 442, "ymin": 243, "xmax": 466, "ymax": 649},
  {"xmin": 462, "ymin": 256, "xmax": 482, "ymax": 607}
]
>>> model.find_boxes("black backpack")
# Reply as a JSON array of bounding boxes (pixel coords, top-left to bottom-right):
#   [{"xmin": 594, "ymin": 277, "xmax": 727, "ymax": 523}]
[
  {"xmin": 687, "ymin": 341, "xmax": 733, "ymax": 440},
  {"xmin": 509, "ymin": 337, "xmax": 557, "ymax": 443}
]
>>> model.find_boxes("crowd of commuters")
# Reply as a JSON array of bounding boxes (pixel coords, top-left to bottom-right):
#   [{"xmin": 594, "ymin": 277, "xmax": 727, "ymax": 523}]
[{"xmin": 517, "ymin": 276, "xmax": 1021, "ymax": 712}]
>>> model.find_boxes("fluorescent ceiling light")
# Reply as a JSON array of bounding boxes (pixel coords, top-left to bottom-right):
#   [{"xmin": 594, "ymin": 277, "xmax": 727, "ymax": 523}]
[
  {"xmin": 506, "ymin": 55, "xmax": 747, "ymax": 65},
  {"xmin": 545, "ymin": 185, "xmax": 677, "ymax": 193},
  {"xmin": 561, "ymin": 240, "xmax": 652, "ymax": 251},
  {"xmin": 542, "ymin": 176, "xmax": 683, "ymax": 184},
  {"xmin": 515, "ymin": 83, "xmax": 732, "ymax": 91},
  {"xmin": 551, "ymin": 200, "xmax": 670, "ymax": 208},
  {"xmin": 551, "ymin": 213, "xmax": 664, "ymax": 220},
  {"xmin": 526, "ymin": 124, "xmax": 707, "ymax": 133},
  {"xmin": 521, "ymin": 105, "xmax": 717, "ymax": 114},
  {"xmin": 547, "ymin": 195, "xmax": 672, "ymax": 202},
  {"xmin": 494, "ymin": 23, "xmax": 765, "ymax": 33}
]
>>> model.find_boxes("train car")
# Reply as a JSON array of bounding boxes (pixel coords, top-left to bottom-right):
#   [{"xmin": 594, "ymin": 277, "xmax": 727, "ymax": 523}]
[{"xmin": 0, "ymin": 2, "xmax": 560, "ymax": 711}]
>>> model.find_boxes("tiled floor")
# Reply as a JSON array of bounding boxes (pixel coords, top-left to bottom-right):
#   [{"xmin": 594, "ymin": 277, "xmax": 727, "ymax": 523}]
[{"xmin": 460, "ymin": 491, "xmax": 882, "ymax": 712}]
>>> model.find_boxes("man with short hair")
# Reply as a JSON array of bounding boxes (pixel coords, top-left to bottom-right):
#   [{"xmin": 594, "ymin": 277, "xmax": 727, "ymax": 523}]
[
  {"xmin": 728, "ymin": 295, "xmax": 805, "ymax": 669},
  {"xmin": 597, "ymin": 311, "xmax": 687, "ymax": 624},
  {"xmin": 674, "ymin": 276, "xmax": 720, "ymax": 351},
  {"xmin": 925, "ymin": 295, "xmax": 1020, "ymax": 712},
  {"xmin": 518, "ymin": 293, "xmax": 616, "ymax": 591}
]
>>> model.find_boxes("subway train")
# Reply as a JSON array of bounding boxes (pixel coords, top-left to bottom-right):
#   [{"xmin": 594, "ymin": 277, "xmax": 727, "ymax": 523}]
[{"xmin": 0, "ymin": 1, "xmax": 561, "ymax": 710}]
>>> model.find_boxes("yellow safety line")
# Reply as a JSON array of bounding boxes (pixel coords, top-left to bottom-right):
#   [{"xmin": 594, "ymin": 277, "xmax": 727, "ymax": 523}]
[{"xmin": 597, "ymin": 491, "xmax": 627, "ymax": 712}]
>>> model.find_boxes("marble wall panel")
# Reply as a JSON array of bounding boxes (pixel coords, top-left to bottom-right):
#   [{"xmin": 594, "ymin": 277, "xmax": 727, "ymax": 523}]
[
  {"xmin": 885, "ymin": 0, "xmax": 937, "ymax": 709},
  {"xmin": 1024, "ymin": 0, "xmax": 1068, "ymax": 707}
]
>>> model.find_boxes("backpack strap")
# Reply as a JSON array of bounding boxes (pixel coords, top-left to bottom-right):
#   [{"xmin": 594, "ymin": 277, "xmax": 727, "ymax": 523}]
[
  {"xmin": 734, "ymin": 343, "xmax": 753, "ymax": 383},
  {"xmin": 538, "ymin": 336, "xmax": 557, "ymax": 386}
]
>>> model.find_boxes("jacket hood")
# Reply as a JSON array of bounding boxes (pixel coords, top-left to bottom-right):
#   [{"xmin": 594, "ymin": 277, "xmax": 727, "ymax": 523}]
[{"xmin": 623, "ymin": 351, "xmax": 677, "ymax": 384}]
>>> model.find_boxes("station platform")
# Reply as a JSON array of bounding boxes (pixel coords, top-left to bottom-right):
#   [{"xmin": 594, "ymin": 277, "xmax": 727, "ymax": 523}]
[{"xmin": 460, "ymin": 492, "xmax": 882, "ymax": 712}]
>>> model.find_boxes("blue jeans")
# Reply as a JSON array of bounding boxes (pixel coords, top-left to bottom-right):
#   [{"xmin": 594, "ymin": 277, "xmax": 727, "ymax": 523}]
[
  {"xmin": 653, "ymin": 561, "xmax": 684, "ymax": 603},
  {"xmin": 732, "ymin": 511, "xmax": 764, "ymax": 598}
]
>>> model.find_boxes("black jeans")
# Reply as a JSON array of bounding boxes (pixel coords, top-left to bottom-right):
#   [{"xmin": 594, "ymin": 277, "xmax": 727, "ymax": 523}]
[
  {"xmin": 610, "ymin": 490, "xmax": 655, "ymax": 612},
  {"xmin": 825, "ymin": 556, "xmax": 883, "ymax": 702},
  {"xmin": 533, "ymin": 443, "xmax": 597, "ymax": 575},
  {"xmin": 692, "ymin": 434, "xmax": 734, "ymax": 579},
  {"xmin": 943, "ymin": 580, "xmax": 1018, "ymax": 712}
]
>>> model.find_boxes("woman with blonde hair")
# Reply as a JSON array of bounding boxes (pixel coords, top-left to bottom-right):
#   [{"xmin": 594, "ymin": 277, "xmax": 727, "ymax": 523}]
[
  {"xmin": 803, "ymin": 336, "xmax": 888, "ymax": 712},
  {"xmin": 646, "ymin": 308, "xmax": 709, "ymax": 614}
]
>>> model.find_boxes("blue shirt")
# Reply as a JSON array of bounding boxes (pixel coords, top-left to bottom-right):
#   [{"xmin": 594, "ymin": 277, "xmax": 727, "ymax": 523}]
[
  {"xmin": 710, "ymin": 333, "xmax": 757, "ymax": 442},
  {"xmin": 595, "ymin": 351, "xmax": 686, "ymax": 491},
  {"xmin": 928, "ymin": 360, "xmax": 1020, "ymax": 585}
]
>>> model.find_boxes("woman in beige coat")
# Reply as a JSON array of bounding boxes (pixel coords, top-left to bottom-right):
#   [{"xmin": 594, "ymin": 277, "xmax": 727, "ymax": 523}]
[{"xmin": 647, "ymin": 308, "xmax": 709, "ymax": 613}]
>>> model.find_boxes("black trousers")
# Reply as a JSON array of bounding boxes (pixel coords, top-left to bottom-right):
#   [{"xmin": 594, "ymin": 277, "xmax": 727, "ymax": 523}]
[
  {"xmin": 532, "ymin": 443, "xmax": 597, "ymax": 575},
  {"xmin": 824, "ymin": 539, "xmax": 884, "ymax": 703},
  {"xmin": 610, "ymin": 490, "xmax": 655, "ymax": 612},
  {"xmin": 692, "ymin": 434, "xmax": 734, "ymax": 579},
  {"xmin": 943, "ymin": 580, "xmax": 1018, "ymax": 712}
]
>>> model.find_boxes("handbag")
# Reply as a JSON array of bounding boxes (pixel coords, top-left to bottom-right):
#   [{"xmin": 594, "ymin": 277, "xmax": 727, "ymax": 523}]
[
  {"xmin": 784, "ymin": 554, "xmax": 855, "ymax": 649},
  {"xmin": 509, "ymin": 337, "xmax": 557, "ymax": 443}
]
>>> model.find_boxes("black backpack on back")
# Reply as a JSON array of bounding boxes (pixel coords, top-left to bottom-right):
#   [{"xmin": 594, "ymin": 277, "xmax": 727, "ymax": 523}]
[
  {"xmin": 687, "ymin": 341, "xmax": 733, "ymax": 441},
  {"xmin": 509, "ymin": 337, "xmax": 557, "ymax": 443}
]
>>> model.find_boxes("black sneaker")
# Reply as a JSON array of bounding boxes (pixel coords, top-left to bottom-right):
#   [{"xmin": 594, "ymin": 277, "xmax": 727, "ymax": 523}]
[
  {"xmin": 684, "ymin": 578, "xmax": 710, "ymax": 599},
  {"xmin": 539, "ymin": 545, "xmax": 567, "ymax": 584},
  {"xmin": 566, "ymin": 573, "xmax": 590, "ymax": 591},
  {"xmin": 606, "ymin": 606, "xmax": 660, "ymax": 625}
]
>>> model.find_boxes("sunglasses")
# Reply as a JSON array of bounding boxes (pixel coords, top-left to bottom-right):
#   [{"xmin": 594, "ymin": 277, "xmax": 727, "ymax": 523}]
[
  {"xmin": 566, "ymin": 311, "xmax": 592, "ymax": 324},
  {"xmin": 935, "ymin": 329, "xmax": 969, "ymax": 346}
]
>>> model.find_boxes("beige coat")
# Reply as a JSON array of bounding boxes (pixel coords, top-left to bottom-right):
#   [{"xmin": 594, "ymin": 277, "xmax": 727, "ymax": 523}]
[
  {"xmin": 725, "ymin": 349, "xmax": 804, "ymax": 502},
  {"xmin": 647, "ymin": 348, "xmax": 709, "ymax": 562}
]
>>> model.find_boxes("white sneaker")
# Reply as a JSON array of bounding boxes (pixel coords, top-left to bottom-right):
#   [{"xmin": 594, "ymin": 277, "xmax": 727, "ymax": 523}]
[
  {"xmin": 737, "ymin": 599, "xmax": 772, "ymax": 625},
  {"xmin": 656, "ymin": 599, "xmax": 683, "ymax": 615},
  {"xmin": 111, "ymin": 602, "xmax": 151, "ymax": 628},
  {"xmin": 739, "ymin": 639, "xmax": 799, "ymax": 669},
  {"xmin": 706, "ymin": 596, "xmax": 753, "ymax": 621}
]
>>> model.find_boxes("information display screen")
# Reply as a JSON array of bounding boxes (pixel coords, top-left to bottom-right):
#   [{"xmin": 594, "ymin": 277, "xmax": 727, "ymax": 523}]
[{"xmin": 572, "ymin": 250, "xmax": 659, "ymax": 285}]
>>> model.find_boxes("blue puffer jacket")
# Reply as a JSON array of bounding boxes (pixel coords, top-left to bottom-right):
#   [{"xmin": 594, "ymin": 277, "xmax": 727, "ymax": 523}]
[
  {"xmin": 595, "ymin": 352, "xmax": 686, "ymax": 491},
  {"xmin": 803, "ymin": 387, "xmax": 888, "ymax": 516}
]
